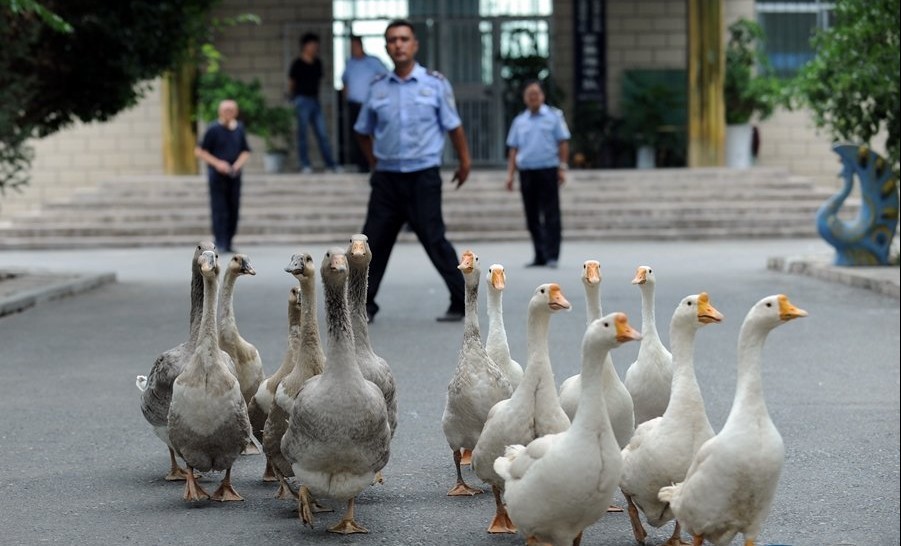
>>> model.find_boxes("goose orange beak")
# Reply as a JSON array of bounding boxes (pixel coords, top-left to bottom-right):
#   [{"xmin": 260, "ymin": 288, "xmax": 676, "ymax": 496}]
[
  {"xmin": 490, "ymin": 267, "xmax": 505, "ymax": 290},
  {"xmin": 548, "ymin": 283, "xmax": 571, "ymax": 311},
  {"xmin": 631, "ymin": 266, "xmax": 648, "ymax": 285},
  {"xmin": 614, "ymin": 313, "xmax": 641, "ymax": 342},
  {"xmin": 584, "ymin": 261, "xmax": 601, "ymax": 285},
  {"xmin": 350, "ymin": 239, "xmax": 366, "ymax": 257},
  {"xmin": 457, "ymin": 250, "xmax": 475, "ymax": 273},
  {"xmin": 697, "ymin": 292, "xmax": 723, "ymax": 324},
  {"xmin": 778, "ymin": 295, "xmax": 808, "ymax": 321}
]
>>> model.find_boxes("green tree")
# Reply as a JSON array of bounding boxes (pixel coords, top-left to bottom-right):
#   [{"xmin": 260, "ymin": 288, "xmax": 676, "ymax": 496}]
[
  {"xmin": 791, "ymin": 0, "xmax": 900, "ymax": 174},
  {"xmin": 0, "ymin": 0, "xmax": 217, "ymax": 196}
]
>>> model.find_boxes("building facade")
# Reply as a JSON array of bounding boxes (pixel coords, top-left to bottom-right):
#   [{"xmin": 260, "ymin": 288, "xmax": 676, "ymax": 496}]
[{"xmin": 2, "ymin": 0, "xmax": 846, "ymax": 218}]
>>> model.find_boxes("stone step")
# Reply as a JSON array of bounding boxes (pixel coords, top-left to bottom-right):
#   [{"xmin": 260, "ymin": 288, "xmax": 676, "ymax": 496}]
[{"xmin": 0, "ymin": 167, "xmax": 852, "ymax": 249}]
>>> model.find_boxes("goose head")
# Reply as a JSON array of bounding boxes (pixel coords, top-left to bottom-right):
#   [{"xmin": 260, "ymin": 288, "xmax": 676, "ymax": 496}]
[
  {"xmin": 487, "ymin": 264, "xmax": 506, "ymax": 291},
  {"xmin": 347, "ymin": 233, "xmax": 372, "ymax": 266},
  {"xmin": 193, "ymin": 241, "xmax": 217, "ymax": 273},
  {"xmin": 227, "ymin": 253, "xmax": 256, "ymax": 277},
  {"xmin": 320, "ymin": 247, "xmax": 349, "ymax": 279},
  {"xmin": 672, "ymin": 292, "xmax": 725, "ymax": 331},
  {"xmin": 584, "ymin": 312, "xmax": 641, "ymax": 353},
  {"xmin": 197, "ymin": 250, "xmax": 219, "ymax": 278},
  {"xmin": 285, "ymin": 252, "xmax": 316, "ymax": 283},
  {"xmin": 458, "ymin": 249, "xmax": 479, "ymax": 274},
  {"xmin": 582, "ymin": 260, "xmax": 601, "ymax": 288},
  {"xmin": 289, "ymin": 285, "xmax": 301, "ymax": 306},
  {"xmin": 746, "ymin": 294, "xmax": 808, "ymax": 331},
  {"xmin": 531, "ymin": 283, "xmax": 572, "ymax": 313},
  {"xmin": 631, "ymin": 265, "xmax": 656, "ymax": 287}
]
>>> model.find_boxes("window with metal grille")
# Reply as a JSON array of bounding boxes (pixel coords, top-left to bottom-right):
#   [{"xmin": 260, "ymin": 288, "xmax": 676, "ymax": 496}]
[{"xmin": 756, "ymin": 0, "xmax": 835, "ymax": 77}]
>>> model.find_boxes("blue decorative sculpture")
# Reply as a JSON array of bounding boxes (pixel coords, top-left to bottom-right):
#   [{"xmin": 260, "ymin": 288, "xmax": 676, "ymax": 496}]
[{"xmin": 816, "ymin": 144, "xmax": 899, "ymax": 266}]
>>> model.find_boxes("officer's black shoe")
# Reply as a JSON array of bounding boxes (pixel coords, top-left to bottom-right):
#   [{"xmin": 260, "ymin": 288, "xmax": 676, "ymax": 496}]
[{"xmin": 435, "ymin": 308, "xmax": 465, "ymax": 322}]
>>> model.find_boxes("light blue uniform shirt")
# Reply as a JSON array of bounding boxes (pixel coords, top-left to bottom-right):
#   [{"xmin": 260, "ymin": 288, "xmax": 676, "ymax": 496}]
[
  {"xmin": 354, "ymin": 63, "xmax": 462, "ymax": 173},
  {"xmin": 506, "ymin": 104, "xmax": 571, "ymax": 170},
  {"xmin": 341, "ymin": 54, "xmax": 388, "ymax": 104}
]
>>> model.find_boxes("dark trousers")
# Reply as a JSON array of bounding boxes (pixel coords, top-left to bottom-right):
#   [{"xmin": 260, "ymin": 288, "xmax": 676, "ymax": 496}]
[
  {"xmin": 347, "ymin": 101, "xmax": 369, "ymax": 173},
  {"xmin": 208, "ymin": 174, "xmax": 241, "ymax": 251},
  {"xmin": 362, "ymin": 167, "xmax": 464, "ymax": 316},
  {"xmin": 520, "ymin": 167, "xmax": 561, "ymax": 264}
]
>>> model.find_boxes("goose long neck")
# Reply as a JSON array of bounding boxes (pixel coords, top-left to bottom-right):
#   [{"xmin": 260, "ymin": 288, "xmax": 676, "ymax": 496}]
[
  {"xmin": 188, "ymin": 267, "xmax": 204, "ymax": 346},
  {"xmin": 348, "ymin": 261, "xmax": 374, "ymax": 350},
  {"xmin": 194, "ymin": 273, "xmax": 221, "ymax": 369},
  {"xmin": 520, "ymin": 308, "xmax": 556, "ymax": 398},
  {"xmin": 727, "ymin": 321, "xmax": 770, "ymax": 422},
  {"xmin": 584, "ymin": 283, "xmax": 602, "ymax": 323},
  {"xmin": 667, "ymin": 321, "xmax": 704, "ymax": 414},
  {"xmin": 486, "ymin": 287, "xmax": 510, "ymax": 356},
  {"xmin": 218, "ymin": 270, "xmax": 238, "ymax": 327},
  {"xmin": 640, "ymin": 284, "xmax": 660, "ymax": 340},
  {"xmin": 463, "ymin": 275, "xmax": 481, "ymax": 342},
  {"xmin": 324, "ymin": 276, "xmax": 361, "ymax": 379},
  {"xmin": 572, "ymin": 343, "xmax": 611, "ymax": 433},
  {"xmin": 299, "ymin": 276, "xmax": 325, "ymax": 365}
]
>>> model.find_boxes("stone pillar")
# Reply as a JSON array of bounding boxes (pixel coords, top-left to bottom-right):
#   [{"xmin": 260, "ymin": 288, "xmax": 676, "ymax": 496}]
[{"xmin": 687, "ymin": 0, "xmax": 725, "ymax": 166}]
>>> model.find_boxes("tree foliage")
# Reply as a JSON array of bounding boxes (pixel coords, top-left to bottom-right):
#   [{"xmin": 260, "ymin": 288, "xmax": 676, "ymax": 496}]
[
  {"xmin": 791, "ymin": 0, "xmax": 900, "ymax": 174},
  {"xmin": 724, "ymin": 18, "xmax": 782, "ymax": 125},
  {"xmin": 0, "ymin": 0, "xmax": 217, "ymax": 196}
]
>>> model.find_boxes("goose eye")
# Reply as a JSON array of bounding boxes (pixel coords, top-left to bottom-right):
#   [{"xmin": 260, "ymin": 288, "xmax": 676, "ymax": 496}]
[
  {"xmin": 766, "ymin": 302, "xmax": 772, "ymax": 308},
  {"xmin": 687, "ymin": 301, "xmax": 692, "ymax": 306},
  {"xmin": 603, "ymin": 322, "xmax": 609, "ymax": 328},
  {"xmin": 540, "ymin": 288, "xmax": 546, "ymax": 294},
  {"xmin": 648, "ymin": 269, "xmax": 653, "ymax": 274}
]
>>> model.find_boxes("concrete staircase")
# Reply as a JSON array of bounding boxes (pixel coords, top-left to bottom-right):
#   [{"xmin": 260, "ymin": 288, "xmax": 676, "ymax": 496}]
[{"xmin": 0, "ymin": 167, "xmax": 850, "ymax": 249}]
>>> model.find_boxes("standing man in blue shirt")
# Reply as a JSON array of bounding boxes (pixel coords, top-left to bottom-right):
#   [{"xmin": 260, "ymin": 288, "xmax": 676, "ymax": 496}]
[
  {"xmin": 354, "ymin": 19, "xmax": 471, "ymax": 323},
  {"xmin": 288, "ymin": 32, "xmax": 341, "ymax": 174},
  {"xmin": 504, "ymin": 80, "xmax": 571, "ymax": 268},
  {"xmin": 195, "ymin": 99, "xmax": 251, "ymax": 253},
  {"xmin": 342, "ymin": 35, "xmax": 388, "ymax": 173}
]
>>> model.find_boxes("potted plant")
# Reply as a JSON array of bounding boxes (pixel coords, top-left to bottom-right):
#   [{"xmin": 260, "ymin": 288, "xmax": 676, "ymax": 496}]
[
  {"xmin": 724, "ymin": 18, "xmax": 782, "ymax": 168},
  {"xmin": 621, "ymin": 77, "xmax": 678, "ymax": 168}
]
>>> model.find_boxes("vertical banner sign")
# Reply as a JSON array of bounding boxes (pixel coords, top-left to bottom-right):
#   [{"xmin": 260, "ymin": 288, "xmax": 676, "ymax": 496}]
[{"xmin": 573, "ymin": 0, "xmax": 606, "ymax": 103}]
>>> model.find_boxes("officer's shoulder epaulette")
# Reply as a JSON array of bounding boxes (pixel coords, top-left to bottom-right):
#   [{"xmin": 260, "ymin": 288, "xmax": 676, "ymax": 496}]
[
  {"xmin": 370, "ymin": 73, "xmax": 388, "ymax": 85},
  {"xmin": 425, "ymin": 69, "xmax": 445, "ymax": 80}
]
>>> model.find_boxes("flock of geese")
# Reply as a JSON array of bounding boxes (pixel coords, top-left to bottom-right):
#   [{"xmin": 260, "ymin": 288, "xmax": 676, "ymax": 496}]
[{"xmin": 135, "ymin": 237, "xmax": 807, "ymax": 546}]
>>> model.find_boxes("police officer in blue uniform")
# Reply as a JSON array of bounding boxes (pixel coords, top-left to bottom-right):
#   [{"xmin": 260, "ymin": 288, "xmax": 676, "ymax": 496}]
[{"xmin": 354, "ymin": 19, "xmax": 472, "ymax": 323}]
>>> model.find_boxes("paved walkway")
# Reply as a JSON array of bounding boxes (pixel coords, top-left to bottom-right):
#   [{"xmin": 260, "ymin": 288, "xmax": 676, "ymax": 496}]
[{"xmin": 2, "ymin": 240, "xmax": 897, "ymax": 318}]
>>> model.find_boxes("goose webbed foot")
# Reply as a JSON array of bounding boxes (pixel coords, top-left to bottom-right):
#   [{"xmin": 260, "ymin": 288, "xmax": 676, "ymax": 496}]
[
  {"xmin": 372, "ymin": 470, "xmax": 385, "ymax": 485},
  {"xmin": 448, "ymin": 449, "xmax": 483, "ymax": 496},
  {"xmin": 487, "ymin": 485, "xmax": 517, "ymax": 533},
  {"xmin": 327, "ymin": 498, "xmax": 368, "ymax": 534},
  {"xmin": 182, "ymin": 467, "xmax": 210, "ymax": 502},
  {"xmin": 165, "ymin": 448, "xmax": 197, "ymax": 481},
  {"xmin": 607, "ymin": 503, "xmax": 624, "ymax": 512},
  {"xmin": 297, "ymin": 485, "xmax": 316, "ymax": 527},
  {"xmin": 262, "ymin": 459, "xmax": 278, "ymax": 482},
  {"xmin": 242, "ymin": 441, "xmax": 261, "ymax": 455},
  {"xmin": 210, "ymin": 467, "xmax": 244, "ymax": 502},
  {"xmin": 274, "ymin": 477, "xmax": 298, "ymax": 500}
]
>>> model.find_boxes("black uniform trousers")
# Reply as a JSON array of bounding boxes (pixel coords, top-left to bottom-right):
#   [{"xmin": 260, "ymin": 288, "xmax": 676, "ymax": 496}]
[
  {"xmin": 347, "ymin": 101, "xmax": 369, "ymax": 173},
  {"xmin": 362, "ymin": 167, "xmax": 464, "ymax": 316},
  {"xmin": 519, "ymin": 167, "xmax": 561, "ymax": 264},
  {"xmin": 208, "ymin": 173, "xmax": 241, "ymax": 252}
]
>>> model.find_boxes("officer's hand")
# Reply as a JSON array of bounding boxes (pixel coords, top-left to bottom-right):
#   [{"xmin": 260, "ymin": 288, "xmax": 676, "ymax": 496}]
[{"xmin": 452, "ymin": 162, "xmax": 470, "ymax": 189}]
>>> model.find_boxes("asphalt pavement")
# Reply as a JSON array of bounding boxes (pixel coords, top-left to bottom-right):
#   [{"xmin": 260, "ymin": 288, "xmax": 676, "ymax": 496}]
[{"xmin": 0, "ymin": 239, "xmax": 898, "ymax": 546}]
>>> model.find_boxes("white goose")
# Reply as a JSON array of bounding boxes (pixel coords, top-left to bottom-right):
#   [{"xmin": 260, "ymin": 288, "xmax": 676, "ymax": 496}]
[
  {"xmin": 264, "ymin": 252, "xmax": 326, "ymax": 499},
  {"xmin": 624, "ymin": 266, "xmax": 674, "ymax": 425},
  {"xmin": 471, "ymin": 283, "xmax": 571, "ymax": 534},
  {"xmin": 559, "ymin": 259, "xmax": 635, "ymax": 449},
  {"xmin": 659, "ymin": 295, "xmax": 807, "ymax": 546},
  {"xmin": 218, "ymin": 253, "xmax": 263, "ymax": 408},
  {"xmin": 346, "ymin": 234, "xmax": 397, "ymax": 439},
  {"xmin": 485, "ymin": 263, "xmax": 523, "ymax": 389},
  {"xmin": 137, "ymin": 241, "xmax": 215, "ymax": 481},
  {"xmin": 281, "ymin": 248, "xmax": 391, "ymax": 534},
  {"xmin": 442, "ymin": 250, "xmax": 513, "ymax": 496},
  {"xmin": 168, "ymin": 250, "xmax": 252, "ymax": 502},
  {"xmin": 494, "ymin": 312, "xmax": 641, "ymax": 546},
  {"xmin": 620, "ymin": 292, "xmax": 723, "ymax": 546}
]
